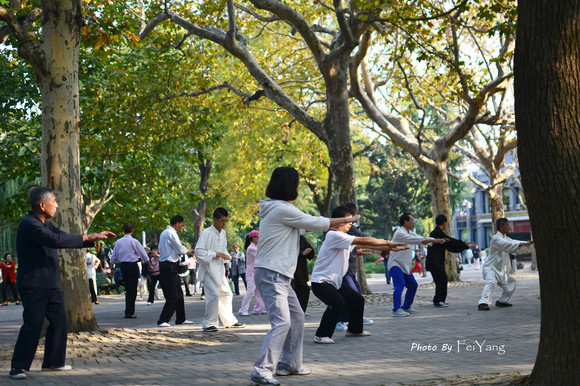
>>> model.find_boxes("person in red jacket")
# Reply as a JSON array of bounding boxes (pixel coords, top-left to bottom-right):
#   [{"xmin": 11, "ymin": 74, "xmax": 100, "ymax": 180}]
[{"xmin": 1, "ymin": 253, "xmax": 20, "ymax": 306}]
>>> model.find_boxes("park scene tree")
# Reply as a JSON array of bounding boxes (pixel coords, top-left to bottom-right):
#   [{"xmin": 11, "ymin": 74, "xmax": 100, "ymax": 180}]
[{"xmin": 1, "ymin": 0, "xmax": 579, "ymax": 383}]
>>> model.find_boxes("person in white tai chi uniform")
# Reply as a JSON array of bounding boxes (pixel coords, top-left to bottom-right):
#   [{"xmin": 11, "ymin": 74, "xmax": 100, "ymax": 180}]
[
  {"xmin": 477, "ymin": 218, "xmax": 534, "ymax": 311},
  {"xmin": 195, "ymin": 207, "xmax": 246, "ymax": 332}
]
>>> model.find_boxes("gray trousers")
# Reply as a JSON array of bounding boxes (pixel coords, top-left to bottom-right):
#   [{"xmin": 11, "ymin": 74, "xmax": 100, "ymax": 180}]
[{"xmin": 252, "ymin": 268, "xmax": 305, "ymax": 379}]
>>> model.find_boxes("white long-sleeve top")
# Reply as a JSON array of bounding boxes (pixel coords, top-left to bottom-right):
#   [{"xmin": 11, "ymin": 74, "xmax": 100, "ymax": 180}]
[
  {"xmin": 195, "ymin": 225, "xmax": 228, "ymax": 285},
  {"xmin": 158, "ymin": 226, "xmax": 188, "ymax": 263},
  {"xmin": 388, "ymin": 226, "xmax": 428, "ymax": 275},
  {"xmin": 482, "ymin": 232, "xmax": 527, "ymax": 284},
  {"xmin": 255, "ymin": 199, "xmax": 330, "ymax": 278}
]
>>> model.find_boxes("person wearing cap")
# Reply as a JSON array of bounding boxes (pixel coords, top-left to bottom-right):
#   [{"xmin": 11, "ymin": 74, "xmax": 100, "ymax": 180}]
[{"xmin": 238, "ymin": 229, "xmax": 265, "ymax": 315}]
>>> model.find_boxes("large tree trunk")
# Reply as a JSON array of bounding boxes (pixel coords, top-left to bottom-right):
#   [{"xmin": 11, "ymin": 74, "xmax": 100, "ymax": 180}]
[
  {"xmin": 38, "ymin": 0, "xmax": 98, "ymax": 332},
  {"xmin": 192, "ymin": 155, "xmax": 211, "ymax": 246},
  {"xmin": 488, "ymin": 184, "xmax": 505, "ymax": 233},
  {"xmin": 421, "ymin": 161, "xmax": 460, "ymax": 281},
  {"xmin": 514, "ymin": 0, "xmax": 580, "ymax": 383},
  {"xmin": 324, "ymin": 57, "xmax": 366, "ymax": 291},
  {"xmin": 322, "ymin": 57, "xmax": 356, "ymax": 206}
]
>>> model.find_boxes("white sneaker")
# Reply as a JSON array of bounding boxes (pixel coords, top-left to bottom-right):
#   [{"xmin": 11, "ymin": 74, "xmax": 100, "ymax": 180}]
[
  {"xmin": 314, "ymin": 336, "xmax": 335, "ymax": 344},
  {"xmin": 362, "ymin": 317, "xmax": 374, "ymax": 324},
  {"xmin": 392, "ymin": 309, "xmax": 410, "ymax": 317},
  {"xmin": 181, "ymin": 320, "xmax": 194, "ymax": 324},
  {"xmin": 335, "ymin": 322, "xmax": 348, "ymax": 331},
  {"xmin": 402, "ymin": 307, "xmax": 419, "ymax": 314},
  {"xmin": 345, "ymin": 330, "xmax": 371, "ymax": 337},
  {"xmin": 42, "ymin": 365, "xmax": 71, "ymax": 371},
  {"xmin": 158, "ymin": 322, "xmax": 171, "ymax": 327},
  {"xmin": 239, "ymin": 311, "xmax": 250, "ymax": 316},
  {"xmin": 147, "ymin": 302, "xmax": 152, "ymax": 305}
]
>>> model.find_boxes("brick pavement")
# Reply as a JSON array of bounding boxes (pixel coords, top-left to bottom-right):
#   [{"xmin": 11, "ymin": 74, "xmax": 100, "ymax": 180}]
[{"xmin": 0, "ymin": 266, "xmax": 540, "ymax": 385}]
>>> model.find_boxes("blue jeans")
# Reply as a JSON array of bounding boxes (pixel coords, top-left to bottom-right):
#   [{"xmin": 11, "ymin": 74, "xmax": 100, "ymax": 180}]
[
  {"xmin": 390, "ymin": 266, "xmax": 418, "ymax": 311},
  {"xmin": 383, "ymin": 259, "xmax": 391, "ymax": 284}
]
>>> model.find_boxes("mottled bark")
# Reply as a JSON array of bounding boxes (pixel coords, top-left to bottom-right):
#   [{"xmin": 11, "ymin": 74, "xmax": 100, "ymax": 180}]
[
  {"xmin": 421, "ymin": 161, "xmax": 460, "ymax": 281},
  {"xmin": 37, "ymin": 0, "xmax": 98, "ymax": 332},
  {"xmin": 322, "ymin": 56, "xmax": 356, "ymax": 206},
  {"xmin": 488, "ymin": 184, "xmax": 505, "ymax": 234},
  {"xmin": 192, "ymin": 155, "xmax": 211, "ymax": 246},
  {"xmin": 515, "ymin": 0, "xmax": 580, "ymax": 383}
]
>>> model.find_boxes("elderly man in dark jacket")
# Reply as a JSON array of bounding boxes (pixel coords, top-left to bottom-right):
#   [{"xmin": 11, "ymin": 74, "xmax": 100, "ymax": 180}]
[
  {"xmin": 426, "ymin": 215, "xmax": 475, "ymax": 308},
  {"xmin": 9, "ymin": 187, "xmax": 114, "ymax": 380}
]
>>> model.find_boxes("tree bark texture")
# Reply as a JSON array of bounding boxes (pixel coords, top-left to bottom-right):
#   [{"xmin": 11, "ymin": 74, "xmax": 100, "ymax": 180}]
[
  {"xmin": 322, "ymin": 56, "xmax": 357, "ymax": 206},
  {"xmin": 192, "ymin": 157, "xmax": 211, "ymax": 246},
  {"xmin": 515, "ymin": 0, "xmax": 580, "ymax": 383},
  {"xmin": 38, "ymin": 0, "xmax": 98, "ymax": 332},
  {"xmin": 489, "ymin": 184, "xmax": 505, "ymax": 234},
  {"xmin": 421, "ymin": 161, "xmax": 460, "ymax": 281}
]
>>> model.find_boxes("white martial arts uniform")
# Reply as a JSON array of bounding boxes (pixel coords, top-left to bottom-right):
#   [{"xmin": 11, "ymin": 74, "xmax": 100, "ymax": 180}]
[
  {"xmin": 478, "ymin": 232, "xmax": 528, "ymax": 305},
  {"xmin": 195, "ymin": 225, "xmax": 238, "ymax": 329}
]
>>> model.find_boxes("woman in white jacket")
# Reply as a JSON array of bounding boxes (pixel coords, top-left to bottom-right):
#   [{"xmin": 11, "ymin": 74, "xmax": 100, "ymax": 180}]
[{"xmin": 250, "ymin": 167, "xmax": 359, "ymax": 385}]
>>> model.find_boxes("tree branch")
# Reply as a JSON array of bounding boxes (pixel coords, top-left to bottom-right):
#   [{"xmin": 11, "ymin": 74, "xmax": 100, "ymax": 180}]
[
  {"xmin": 0, "ymin": 5, "xmax": 44, "ymax": 73},
  {"xmin": 139, "ymin": 7, "xmax": 327, "ymax": 143},
  {"xmin": 249, "ymin": 0, "xmax": 326, "ymax": 65}
]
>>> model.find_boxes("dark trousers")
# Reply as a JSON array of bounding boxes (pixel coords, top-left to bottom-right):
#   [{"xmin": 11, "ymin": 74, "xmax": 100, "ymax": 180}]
[
  {"xmin": 291, "ymin": 256, "xmax": 310, "ymax": 312},
  {"xmin": 88, "ymin": 278, "xmax": 97, "ymax": 303},
  {"xmin": 429, "ymin": 264, "xmax": 448, "ymax": 304},
  {"xmin": 311, "ymin": 281, "xmax": 364, "ymax": 338},
  {"xmin": 157, "ymin": 262, "xmax": 186, "ymax": 324},
  {"xmin": 337, "ymin": 272, "xmax": 362, "ymax": 322},
  {"xmin": 148, "ymin": 275, "xmax": 160, "ymax": 303},
  {"xmin": 182, "ymin": 273, "xmax": 191, "ymax": 295},
  {"xmin": 120, "ymin": 262, "xmax": 139, "ymax": 316},
  {"xmin": 2, "ymin": 280, "xmax": 20, "ymax": 302},
  {"xmin": 11, "ymin": 288, "xmax": 67, "ymax": 370},
  {"xmin": 231, "ymin": 272, "xmax": 247, "ymax": 295}
]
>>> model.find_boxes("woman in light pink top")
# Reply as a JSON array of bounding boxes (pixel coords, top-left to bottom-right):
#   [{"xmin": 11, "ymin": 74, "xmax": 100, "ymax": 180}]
[{"xmin": 238, "ymin": 230, "xmax": 265, "ymax": 315}]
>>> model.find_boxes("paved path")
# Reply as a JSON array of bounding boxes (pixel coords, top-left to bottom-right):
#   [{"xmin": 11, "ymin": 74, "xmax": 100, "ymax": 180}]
[{"xmin": 0, "ymin": 265, "xmax": 540, "ymax": 385}]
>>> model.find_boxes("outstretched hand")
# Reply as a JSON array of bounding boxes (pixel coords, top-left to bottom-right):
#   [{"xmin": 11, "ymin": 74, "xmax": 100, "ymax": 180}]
[
  {"xmin": 84, "ymin": 231, "xmax": 116, "ymax": 242},
  {"xmin": 386, "ymin": 241, "xmax": 406, "ymax": 248},
  {"xmin": 389, "ymin": 246, "xmax": 410, "ymax": 252},
  {"xmin": 347, "ymin": 214, "xmax": 360, "ymax": 223}
]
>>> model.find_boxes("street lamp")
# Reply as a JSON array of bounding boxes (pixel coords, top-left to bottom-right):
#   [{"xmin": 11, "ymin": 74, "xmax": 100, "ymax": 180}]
[{"xmin": 139, "ymin": 216, "xmax": 147, "ymax": 246}]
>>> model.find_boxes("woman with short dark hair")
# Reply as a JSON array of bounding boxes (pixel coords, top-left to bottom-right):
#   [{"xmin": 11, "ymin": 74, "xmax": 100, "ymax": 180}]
[{"xmin": 250, "ymin": 167, "xmax": 359, "ymax": 385}]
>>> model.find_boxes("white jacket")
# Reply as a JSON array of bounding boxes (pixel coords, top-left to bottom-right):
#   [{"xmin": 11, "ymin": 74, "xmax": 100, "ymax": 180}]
[
  {"xmin": 195, "ymin": 225, "xmax": 228, "ymax": 285},
  {"xmin": 255, "ymin": 199, "xmax": 329, "ymax": 278}
]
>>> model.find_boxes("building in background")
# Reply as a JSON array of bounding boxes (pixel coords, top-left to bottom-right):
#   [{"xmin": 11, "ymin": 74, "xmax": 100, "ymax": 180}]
[{"xmin": 452, "ymin": 169, "xmax": 531, "ymax": 259}]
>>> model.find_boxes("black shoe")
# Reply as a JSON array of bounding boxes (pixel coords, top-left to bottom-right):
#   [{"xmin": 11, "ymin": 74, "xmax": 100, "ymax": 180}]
[
  {"xmin": 478, "ymin": 303, "xmax": 490, "ymax": 311},
  {"xmin": 124, "ymin": 315, "xmax": 137, "ymax": 319},
  {"xmin": 495, "ymin": 301, "xmax": 513, "ymax": 307},
  {"xmin": 226, "ymin": 322, "xmax": 246, "ymax": 328},
  {"xmin": 9, "ymin": 369, "xmax": 26, "ymax": 380},
  {"xmin": 203, "ymin": 326, "xmax": 218, "ymax": 332}
]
